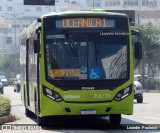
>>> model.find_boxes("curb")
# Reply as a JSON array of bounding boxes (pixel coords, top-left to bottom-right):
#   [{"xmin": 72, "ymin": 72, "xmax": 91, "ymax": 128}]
[
  {"xmin": 143, "ymin": 90, "xmax": 160, "ymax": 93},
  {"xmin": 0, "ymin": 115, "xmax": 16, "ymax": 125}
]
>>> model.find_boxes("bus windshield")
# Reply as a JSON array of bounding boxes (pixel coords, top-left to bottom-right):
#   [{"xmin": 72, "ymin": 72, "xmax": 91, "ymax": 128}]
[{"xmin": 45, "ymin": 30, "xmax": 129, "ymax": 80}]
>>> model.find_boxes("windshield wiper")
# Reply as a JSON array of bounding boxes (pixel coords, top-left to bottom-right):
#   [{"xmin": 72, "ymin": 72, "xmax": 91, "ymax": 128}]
[{"xmin": 64, "ymin": 31, "xmax": 78, "ymax": 57}]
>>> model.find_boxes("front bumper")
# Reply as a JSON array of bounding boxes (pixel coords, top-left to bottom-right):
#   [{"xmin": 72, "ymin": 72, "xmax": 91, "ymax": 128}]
[{"xmin": 40, "ymin": 94, "xmax": 134, "ymax": 117}]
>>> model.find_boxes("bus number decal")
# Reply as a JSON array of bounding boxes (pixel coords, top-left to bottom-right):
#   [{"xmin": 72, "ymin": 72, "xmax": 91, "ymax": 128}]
[{"xmin": 94, "ymin": 94, "xmax": 111, "ymax": 99}]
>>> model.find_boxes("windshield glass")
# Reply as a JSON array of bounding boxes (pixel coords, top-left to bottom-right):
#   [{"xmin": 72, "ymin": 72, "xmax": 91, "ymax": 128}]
[{"xmin": 45, "ymin": 31, "xmax": 128, "ymax": 80}]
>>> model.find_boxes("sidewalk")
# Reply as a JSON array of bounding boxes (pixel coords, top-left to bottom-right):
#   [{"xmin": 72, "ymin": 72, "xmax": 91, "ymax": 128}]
[
  {"xmin": 6, "ymin": 117, "xmax": 36, "ymax": 125},
  {"xmin": 0, "ymin": 115, "xmax": 15, "ymax": 125}
]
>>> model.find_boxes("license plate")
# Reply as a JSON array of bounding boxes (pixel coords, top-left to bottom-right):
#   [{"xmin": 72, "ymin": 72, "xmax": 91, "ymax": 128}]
[{"xmin": 81, "ymin": 110, "xmax": 96, "ymax": 115}]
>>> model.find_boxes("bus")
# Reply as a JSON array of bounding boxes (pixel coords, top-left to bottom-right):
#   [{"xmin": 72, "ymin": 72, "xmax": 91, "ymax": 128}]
[{"xmin": 20, "ymin": 10, "xmax": 142, "ymax": 125}]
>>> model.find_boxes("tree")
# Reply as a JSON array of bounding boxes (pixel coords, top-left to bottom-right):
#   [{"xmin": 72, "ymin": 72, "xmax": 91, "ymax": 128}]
[
  {"xmin": 0, "ymin": 53, "xmax": 20, "ymax": 78},
  {"xmin": 134, "ymin": 21, "xmax": 160, "ymax": 77}
]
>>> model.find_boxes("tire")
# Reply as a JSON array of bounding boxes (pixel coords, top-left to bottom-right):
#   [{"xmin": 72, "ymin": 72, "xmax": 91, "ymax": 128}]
[
  {"xmin": 37, "ymin": 116, "xmax": 46, "ymax": 126},
  {"xmin": 109, "ymin": 114, "xmax": 121, "ymax": 125},
  {"xmin": 17, "ymin": 84, "xmax": 20, "ymax": 92},
  {"xmin": 137, "ymin": 96, "xmax": 143, "ymax": 103},
  {"xmin": 0, "ymin": 88, "xmax": 4, "ymax": 94}
]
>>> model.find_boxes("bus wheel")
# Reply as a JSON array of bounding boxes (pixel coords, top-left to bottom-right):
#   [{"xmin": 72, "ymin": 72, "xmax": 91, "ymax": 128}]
[
  {"xmin": 137, "ymin": 96, "xmax": 143, "ymax": 103},
  {"xmin": 37, "ymin": 116, "xmax": 46, "ymax": 126},
  {"xmin": 25, "ymin": 108, "xmax": 34, "ymax": 117},
  {"xmin": 109, "ymin": 114, "xmax": 121, "ymax": 125}
]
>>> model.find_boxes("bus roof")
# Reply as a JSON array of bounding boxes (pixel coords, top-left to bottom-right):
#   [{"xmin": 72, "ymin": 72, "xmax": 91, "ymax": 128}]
[{"xmin": 41, "ymin": 10, "xmax": 128, "ymax": 18}]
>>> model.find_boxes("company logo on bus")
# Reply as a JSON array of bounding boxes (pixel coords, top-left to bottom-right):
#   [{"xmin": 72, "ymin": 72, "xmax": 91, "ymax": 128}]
[{"xmin": 82, "ymin": 87, "xmax": 95, "ymax": 90}]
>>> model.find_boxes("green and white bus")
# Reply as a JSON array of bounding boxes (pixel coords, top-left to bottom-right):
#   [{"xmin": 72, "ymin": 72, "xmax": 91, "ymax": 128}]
[{"xmin": 20, "ymin": 10, "xmax": 142, "ymax": 125}]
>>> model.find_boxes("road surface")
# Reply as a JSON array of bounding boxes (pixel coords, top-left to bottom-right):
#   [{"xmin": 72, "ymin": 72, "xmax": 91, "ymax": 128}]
[{"xmin": 1, "ymin": 86, "xmax": 160, "ymax": 133}]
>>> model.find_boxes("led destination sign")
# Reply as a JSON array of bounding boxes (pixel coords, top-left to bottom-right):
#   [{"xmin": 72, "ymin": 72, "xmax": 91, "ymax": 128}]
[{"xmin": 56, "ymin": 18, "xmax": 115, "ymax": 28}]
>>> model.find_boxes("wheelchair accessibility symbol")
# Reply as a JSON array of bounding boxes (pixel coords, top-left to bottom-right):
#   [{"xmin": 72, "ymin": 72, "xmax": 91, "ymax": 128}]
[{"xmin": 89, "ymin": 68, "xmax": 100, "ymax": 79}]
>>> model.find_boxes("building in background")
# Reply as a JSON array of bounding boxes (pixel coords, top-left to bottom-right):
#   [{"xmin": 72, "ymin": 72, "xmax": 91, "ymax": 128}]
[
  {"xmin": 0, "ymin": 0, "xmax": 53, "ymax": 62},
  {"xmin": 0, "ymin": 0, "xmax": 160, "ymax": 64}
]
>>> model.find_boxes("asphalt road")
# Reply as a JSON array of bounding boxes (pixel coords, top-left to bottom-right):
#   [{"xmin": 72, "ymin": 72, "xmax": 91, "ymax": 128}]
[{"xmin": 1, "ymin": 86, "xmax": 160, "ymax": 133}]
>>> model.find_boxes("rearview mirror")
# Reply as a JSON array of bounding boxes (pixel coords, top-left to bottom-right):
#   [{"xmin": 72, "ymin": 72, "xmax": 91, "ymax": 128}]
[{"xmin": 134, "ymin": 42, "xmax": 142, "ymax": 59}]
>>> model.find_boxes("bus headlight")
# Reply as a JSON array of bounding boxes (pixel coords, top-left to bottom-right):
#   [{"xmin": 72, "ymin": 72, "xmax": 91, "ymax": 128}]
[
  {"xmin": 43, "ymin": 87, "xmax": 63, "ymax": 102},
  {"xmin": 114, "ymin": 86, "xmax": 132, "ymax": 101}
]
